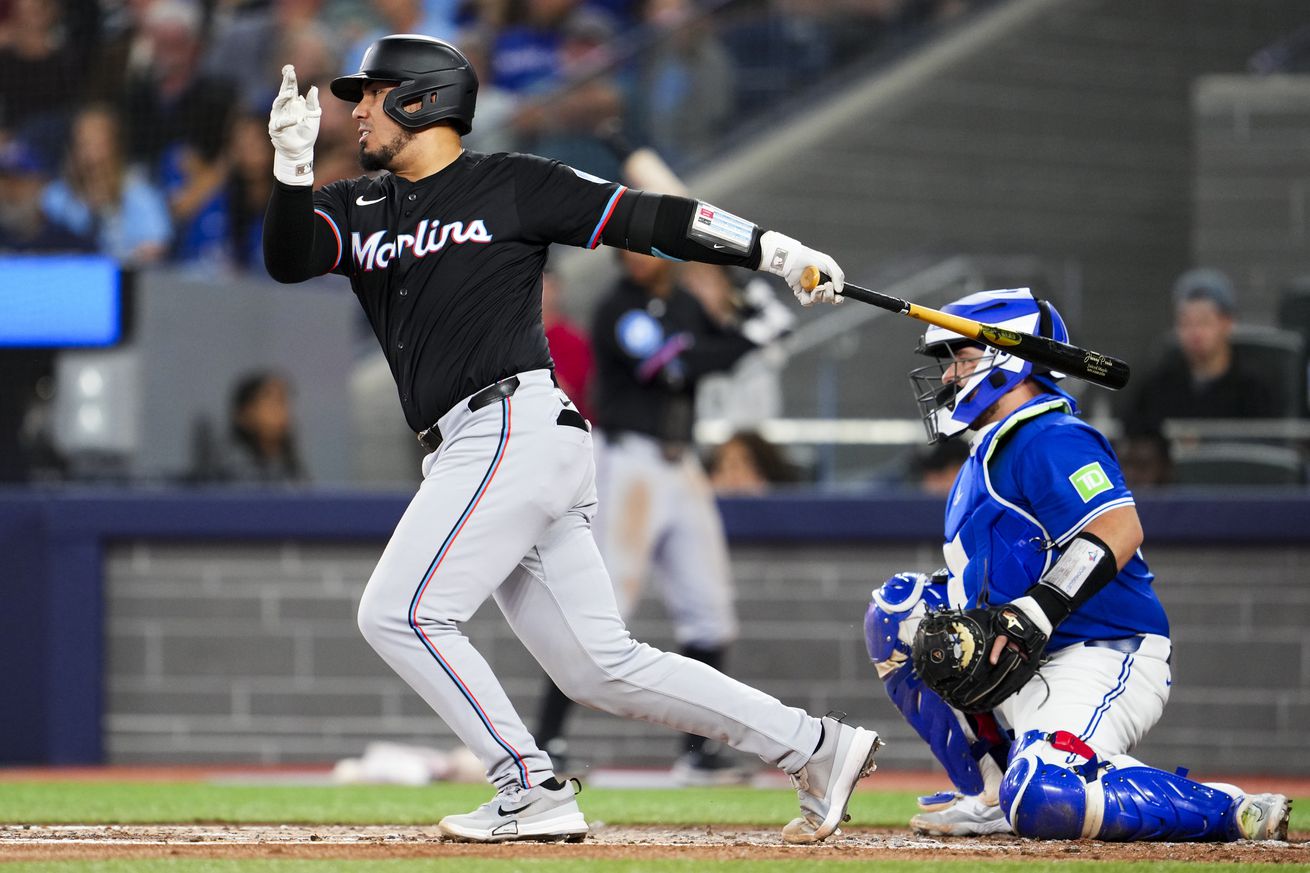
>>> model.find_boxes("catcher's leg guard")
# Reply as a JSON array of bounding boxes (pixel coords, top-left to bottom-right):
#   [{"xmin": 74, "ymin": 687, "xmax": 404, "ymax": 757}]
[{"xmin": 1001, "ymin": 730, "xmax": 1244, "ymax": 841}]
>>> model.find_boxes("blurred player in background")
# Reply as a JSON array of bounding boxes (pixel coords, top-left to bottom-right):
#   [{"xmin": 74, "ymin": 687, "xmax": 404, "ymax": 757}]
[
  {"xmin": 534, "ymin": 244, "xmax": 795, "ymax": 785},
  {"xmin": 262, "ymin": 35, "xmax": 879, "ymax": 845},
  {"xmin": 861, "ymin": 287, "xmax": 1291, "ymax": 842}
]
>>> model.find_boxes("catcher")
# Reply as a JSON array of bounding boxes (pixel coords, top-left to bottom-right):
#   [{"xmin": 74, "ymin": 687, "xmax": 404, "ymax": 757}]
[{"xmin": 864, "ymin": 288, "xmax": 1291, "ymax": 841}]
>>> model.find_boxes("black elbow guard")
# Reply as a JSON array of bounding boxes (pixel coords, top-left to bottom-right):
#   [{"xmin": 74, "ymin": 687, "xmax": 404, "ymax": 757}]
[
  {"xmin": 1025, "ymin": 531, "xmax": 1119, "ymax": 628},
  {"xmin": 601, "ymin": 191, "xmax": 761, "ymax": 267}
]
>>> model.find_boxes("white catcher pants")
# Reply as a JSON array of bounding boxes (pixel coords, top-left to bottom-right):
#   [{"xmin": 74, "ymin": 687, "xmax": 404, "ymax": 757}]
[
  {"xmin": 997, "ymin": 634, "xmax": 1172, "ymax": 764},
  {"xmin": 356, "ymin": 370, "xmax": 820, "ymax": 791}
]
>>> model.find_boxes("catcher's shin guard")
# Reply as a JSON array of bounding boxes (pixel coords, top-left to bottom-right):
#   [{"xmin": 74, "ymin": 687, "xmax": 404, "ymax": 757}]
[{"xmin": 1001, "ymin": 731, "xmax": 1244, "ymax": 841}]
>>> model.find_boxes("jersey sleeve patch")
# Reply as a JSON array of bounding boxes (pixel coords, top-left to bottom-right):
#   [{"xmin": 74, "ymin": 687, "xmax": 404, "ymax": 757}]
[{"xmin": 1068, "ymin": 461, "xmax": 1113, "ymax": 503}]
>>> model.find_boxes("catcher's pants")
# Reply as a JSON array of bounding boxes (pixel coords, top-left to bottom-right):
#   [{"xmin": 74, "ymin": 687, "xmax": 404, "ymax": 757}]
[
  {"xmin": 592, "ymin": 430, "xmax": 737, "ymax": 649},
  {"xmin": 355, "ymin": 369, "xmax": 820, "ymax": 791},
  {"xmin": 997, "ymin": 634, "xmax": 1172, "ymax": 761}
]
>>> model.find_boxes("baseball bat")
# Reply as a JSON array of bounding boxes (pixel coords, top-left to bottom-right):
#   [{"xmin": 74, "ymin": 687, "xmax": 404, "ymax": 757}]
[{"xmin": 801, "ymin": 265, "xmax": 1130, "ymax": 390}]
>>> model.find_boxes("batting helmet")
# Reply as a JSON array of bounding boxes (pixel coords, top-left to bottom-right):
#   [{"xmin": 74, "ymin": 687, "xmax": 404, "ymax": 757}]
[{"xmin": 330, "ymin": 34, "xmax": 478, "ymax": 134}]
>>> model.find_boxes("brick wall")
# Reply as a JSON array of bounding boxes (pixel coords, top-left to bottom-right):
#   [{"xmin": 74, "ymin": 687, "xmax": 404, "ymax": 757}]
[{"xmin": 103, "ymin": 539, "xmax": 1310, "ymax": 775}]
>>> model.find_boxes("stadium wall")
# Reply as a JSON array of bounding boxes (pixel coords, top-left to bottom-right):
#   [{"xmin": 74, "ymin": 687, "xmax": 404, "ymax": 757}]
[{"xmin": 1, "ymin": 489, "xmax": 1306, "ymax": 776}]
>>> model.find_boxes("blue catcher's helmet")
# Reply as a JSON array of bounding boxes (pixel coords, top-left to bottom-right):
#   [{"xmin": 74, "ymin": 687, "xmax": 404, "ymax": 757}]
[{"xmin": 909, "ymin": 288, "xmax": 1069, "ymax": 443}]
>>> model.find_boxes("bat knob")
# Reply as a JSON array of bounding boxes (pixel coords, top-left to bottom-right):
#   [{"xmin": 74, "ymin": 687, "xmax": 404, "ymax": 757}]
[{"xmin": 801, "ymin": 265, "xmax": 822, "ymax": 292}]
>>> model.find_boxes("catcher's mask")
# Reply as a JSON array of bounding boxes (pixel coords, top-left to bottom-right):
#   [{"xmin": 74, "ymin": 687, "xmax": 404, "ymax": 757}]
[
  {"xmin": 331, "ymin": 34, "xmax": 478, "ymax": 134},
  {"xmin": 908, "ymin": 288, "xmax": 1069, "ymax": 443}
]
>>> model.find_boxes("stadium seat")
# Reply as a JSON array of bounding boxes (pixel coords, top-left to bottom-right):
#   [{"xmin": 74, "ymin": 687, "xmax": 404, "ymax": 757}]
[
  {"xmin": 1171, "ymin": 442, "xmax": 1305, "ymax": 486},
  {"xmin": 1276, "ymin": 279, "xmax": 1310, "ymax": 415},
  {"xmin": 1229, "ymin": 325, "xmax": 1305, "ymax": 419}
]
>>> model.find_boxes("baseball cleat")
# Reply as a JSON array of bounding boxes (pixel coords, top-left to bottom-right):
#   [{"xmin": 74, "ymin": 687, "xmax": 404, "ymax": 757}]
[
  {"xmin": 438, "ymin": 778, "xmax": 589, "ymax": 843},
  {"xmin": 781, "ymin": 715, "xmax": 881, "ymax": 844},
  {"xmin": 910, "ymin": 793, "xmax": 1012, "ymax": 836},
  {"xmin": 1234, "ymin": 793, "xmax": 1291, "ymax": 841}
]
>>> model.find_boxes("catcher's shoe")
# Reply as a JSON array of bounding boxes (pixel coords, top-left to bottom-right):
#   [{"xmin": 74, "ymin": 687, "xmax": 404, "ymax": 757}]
[
  {"xmin": 438, "ymin": 778, "xmax": 588, "ymax": 843},
  {"xmin": 1234, "ymin": 793, "xmax": 1291, "ymax": 841},
  {"xmin": 782, "ymin": 715, "xmax": 881, "ymax": 844},
  {"xmin": 910, "ymin": 793, "xmax": 1012, "ymax": 836}
]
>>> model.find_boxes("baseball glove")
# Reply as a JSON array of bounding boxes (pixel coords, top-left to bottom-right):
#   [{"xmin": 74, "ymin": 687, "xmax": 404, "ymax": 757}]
[{"xmin": 911, "ymin": 605, "xmax": 1049, "ymax": 713}]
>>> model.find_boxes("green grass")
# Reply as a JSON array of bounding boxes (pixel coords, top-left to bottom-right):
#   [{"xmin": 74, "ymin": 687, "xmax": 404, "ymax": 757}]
[
  {"xmin": 0, "ymin": 781, "xmax": 915, "ymax": 826},
  {"xmin": 2, "ymin": 783, "xmax": 1305, "ymax": 873}
]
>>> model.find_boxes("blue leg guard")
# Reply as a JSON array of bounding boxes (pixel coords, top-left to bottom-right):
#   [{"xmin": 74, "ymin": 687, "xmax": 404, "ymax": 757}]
[
  {"xmin": 867, "ymin": 573, "xmax": 1008, "ymax": 798},
  {"xmin": 1001, "ymin": 731, "xmax": 1242, "ymax": 841},
  {"xmin": 1001, "ymin": 753, "xmax": 1088, "ymax": 838},
  {"xmin": 1095, "ymin": 767, "xmax": 1240, "ymax": 841}
]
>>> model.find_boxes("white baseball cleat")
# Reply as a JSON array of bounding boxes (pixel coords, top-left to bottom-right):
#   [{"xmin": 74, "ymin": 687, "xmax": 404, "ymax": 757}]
[
  {"xmin": 782, "ymin": 715, "xmax": 881, "ymax": 844},
  {"xmin": 1234, "ymin": 793, "xmax": 1291, "ymax": 841},
  {"xmin": 438, "ymin": 778, "xmax": 589, "ymax": 843},
  {"xmin": 910, "ymin": 793, "xmax": 1013, "ymax": 836}
]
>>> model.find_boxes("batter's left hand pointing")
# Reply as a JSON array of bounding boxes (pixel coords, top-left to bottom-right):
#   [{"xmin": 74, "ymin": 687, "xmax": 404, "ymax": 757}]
[
  {"xmin": 757, "ymin": 230, "xmax": 845, "ymax": 306},
  {"xmin": 269, "ymin": 64, "xmax": 321, "ymax": 186}
]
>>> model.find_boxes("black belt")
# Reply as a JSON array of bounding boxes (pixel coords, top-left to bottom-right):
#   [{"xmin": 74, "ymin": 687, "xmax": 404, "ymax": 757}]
[
  {"xmin": 416, "ymin": 376, "xmax": 589, "ymax": 454},
  {"xmin": 416, "ymin": 376, "xmax": 520, "ymax": 454}
]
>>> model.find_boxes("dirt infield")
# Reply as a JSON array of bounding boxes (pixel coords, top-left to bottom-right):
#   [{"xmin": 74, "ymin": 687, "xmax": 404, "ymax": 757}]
[{"xmin": 1, "ymin": 823, "xmax": 1306, "ymax": 864}]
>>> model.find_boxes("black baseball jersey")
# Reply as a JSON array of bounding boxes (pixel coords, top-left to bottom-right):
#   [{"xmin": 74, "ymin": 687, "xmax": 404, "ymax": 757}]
[
  {"xmin": 311, "ymin": 150, "xmax": 624, "ymax": 431},
  {"xmin": 591, "ymin": 277, "xmax": 755, "ymax": 446}
]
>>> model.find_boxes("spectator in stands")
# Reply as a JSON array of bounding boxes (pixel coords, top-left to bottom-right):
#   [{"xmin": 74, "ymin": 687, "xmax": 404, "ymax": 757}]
[
  {"xmin": 632, "ymin": 0, "xmax": 735, "ymax": 168},
  {"xmin": 542, "ymin": 266, "xmax": 594, "ymax": 421},
  {"xmin": 196, "ymin": 371, "xmax": 306, "ymax": 484},
  {"xmin": 341, "ymin": 0, "xmax": 458, "ymax": 81},
  {"xmin": 455, "ymin": 29, "xmax": 520, "ymax": 154},
  {"xmin": 0, "ymin": 138, "xmax": 95, "ymax": 252},
  {"xmin": 205, "ymin": 0, "xmax": 333, "ymax": 114},
  {"xmin": 121, "ymin": 0, "xmax": 236, "ymax": 172},
  {"xmin": 708, "ymin": 429, "xmax": 799, "ymax": 495},
  {"xmin": 223, "ymin": 112, "xmax": 275, "ymax": 271},
  {"xmin": 40, "ymin": 104, "xmax": 171, "ymax": 265},
  {"xmin": 1121, "ymin": 268, "xmax": 1282, "ymax": 442},
  {"xmin": 513, "ymin": 7, "xmax": 626, "ymax": 176},
  {"xmin": 0, "ymin": 0, "xmax": 80, "ymax": 153},
  {"xmin": 490, "ymin": 0, "xmax": 579, "ymax": 95}
]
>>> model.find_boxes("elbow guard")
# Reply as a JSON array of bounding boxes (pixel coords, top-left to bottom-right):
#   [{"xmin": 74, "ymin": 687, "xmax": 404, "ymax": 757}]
[
  {"xmin": 1017, "ymin": 532, "xmax": 1118, "ymax": 632},
  {"xmin": 601, "ymin": 191, "xmax": 761, "ymax": 267}
]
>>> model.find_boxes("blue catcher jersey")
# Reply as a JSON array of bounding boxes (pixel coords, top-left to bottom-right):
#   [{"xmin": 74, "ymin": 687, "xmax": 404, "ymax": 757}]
[{"xmin": 943, "ymin": 394, "xmax": 1169, "ymax": 650}]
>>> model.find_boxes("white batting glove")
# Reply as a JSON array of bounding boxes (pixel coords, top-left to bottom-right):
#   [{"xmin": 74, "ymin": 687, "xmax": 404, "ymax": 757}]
[
  {"xmin": 757, "ymin": 230, "xmax": 845, "ymax": 306},
  {"xmin": 269, "ymin": 64, "xmax": 321, "ymax": 186},
  {"xmin": 739, "ymin": 277, "xmax": 796, "ymax": 345}
]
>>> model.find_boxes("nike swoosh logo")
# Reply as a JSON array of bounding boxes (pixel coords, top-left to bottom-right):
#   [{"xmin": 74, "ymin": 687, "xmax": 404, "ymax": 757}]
[
  {"xmin": 712, "ymin": 243, "xmax": 727, "ymax": 250},
  {"xmin": 497, "ymin": 802, "xmax": 532, "ymax": 816},
  {"xmin": 356, "ymin": 195, "xmax": 386, "ymax": 206}
]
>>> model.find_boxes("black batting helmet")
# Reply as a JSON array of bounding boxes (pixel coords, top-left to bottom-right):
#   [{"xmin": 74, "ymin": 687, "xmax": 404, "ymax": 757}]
[{"xmin": 330, "ymin": 34, "xmax": 478, "ymax": 134}]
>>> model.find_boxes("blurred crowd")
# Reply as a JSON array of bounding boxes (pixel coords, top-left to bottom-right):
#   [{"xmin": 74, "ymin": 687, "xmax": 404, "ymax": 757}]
[{"xmin": 0, "ymin": 0, "xmax": 970, "ymax": 274}]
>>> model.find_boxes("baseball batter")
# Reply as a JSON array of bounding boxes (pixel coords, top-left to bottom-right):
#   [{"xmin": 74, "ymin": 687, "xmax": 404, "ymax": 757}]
[
  {"xmin": 262, "ymin": 35, "xmax": 876, "ymax": 844},
  {"xmin": 534, "ymin": 250, "xmax": 794, "ymax": 784},
  {"xmin": 862, "ymin": 288, "xmax": 1291, "ymax": 841}
]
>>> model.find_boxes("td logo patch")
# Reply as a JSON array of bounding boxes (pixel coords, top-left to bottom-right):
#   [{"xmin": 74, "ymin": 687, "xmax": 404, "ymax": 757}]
[{"xmin": 1069, "ymin": 462, "xmax": 1112, "ymax": 502}]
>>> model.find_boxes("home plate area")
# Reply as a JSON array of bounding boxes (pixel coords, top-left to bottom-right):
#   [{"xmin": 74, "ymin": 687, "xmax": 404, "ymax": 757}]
[{"xmin": 1, "ymin": 824, "xmax": 1305, "ymax": 863}]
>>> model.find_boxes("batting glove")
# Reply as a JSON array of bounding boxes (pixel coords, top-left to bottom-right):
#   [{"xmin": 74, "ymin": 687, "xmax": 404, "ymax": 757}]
[
  {"xmin": 757, "ymin": 230, "xmax": 845, "ymax": 306},
  {"xmin": 269, "ymin": 64, "xmax": 321, "ymax": 187}
]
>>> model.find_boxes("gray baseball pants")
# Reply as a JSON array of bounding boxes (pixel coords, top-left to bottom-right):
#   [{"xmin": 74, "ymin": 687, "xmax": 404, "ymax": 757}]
[{"xmin": 356, "ymin": 369, "xmax": 820, "ymax": 791}]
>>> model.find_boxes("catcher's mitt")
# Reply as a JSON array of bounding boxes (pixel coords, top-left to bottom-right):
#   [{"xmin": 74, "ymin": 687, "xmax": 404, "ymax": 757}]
[{"xmin": 911, "ymin": 605, "xmax": 1049, "ymax": 713}]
